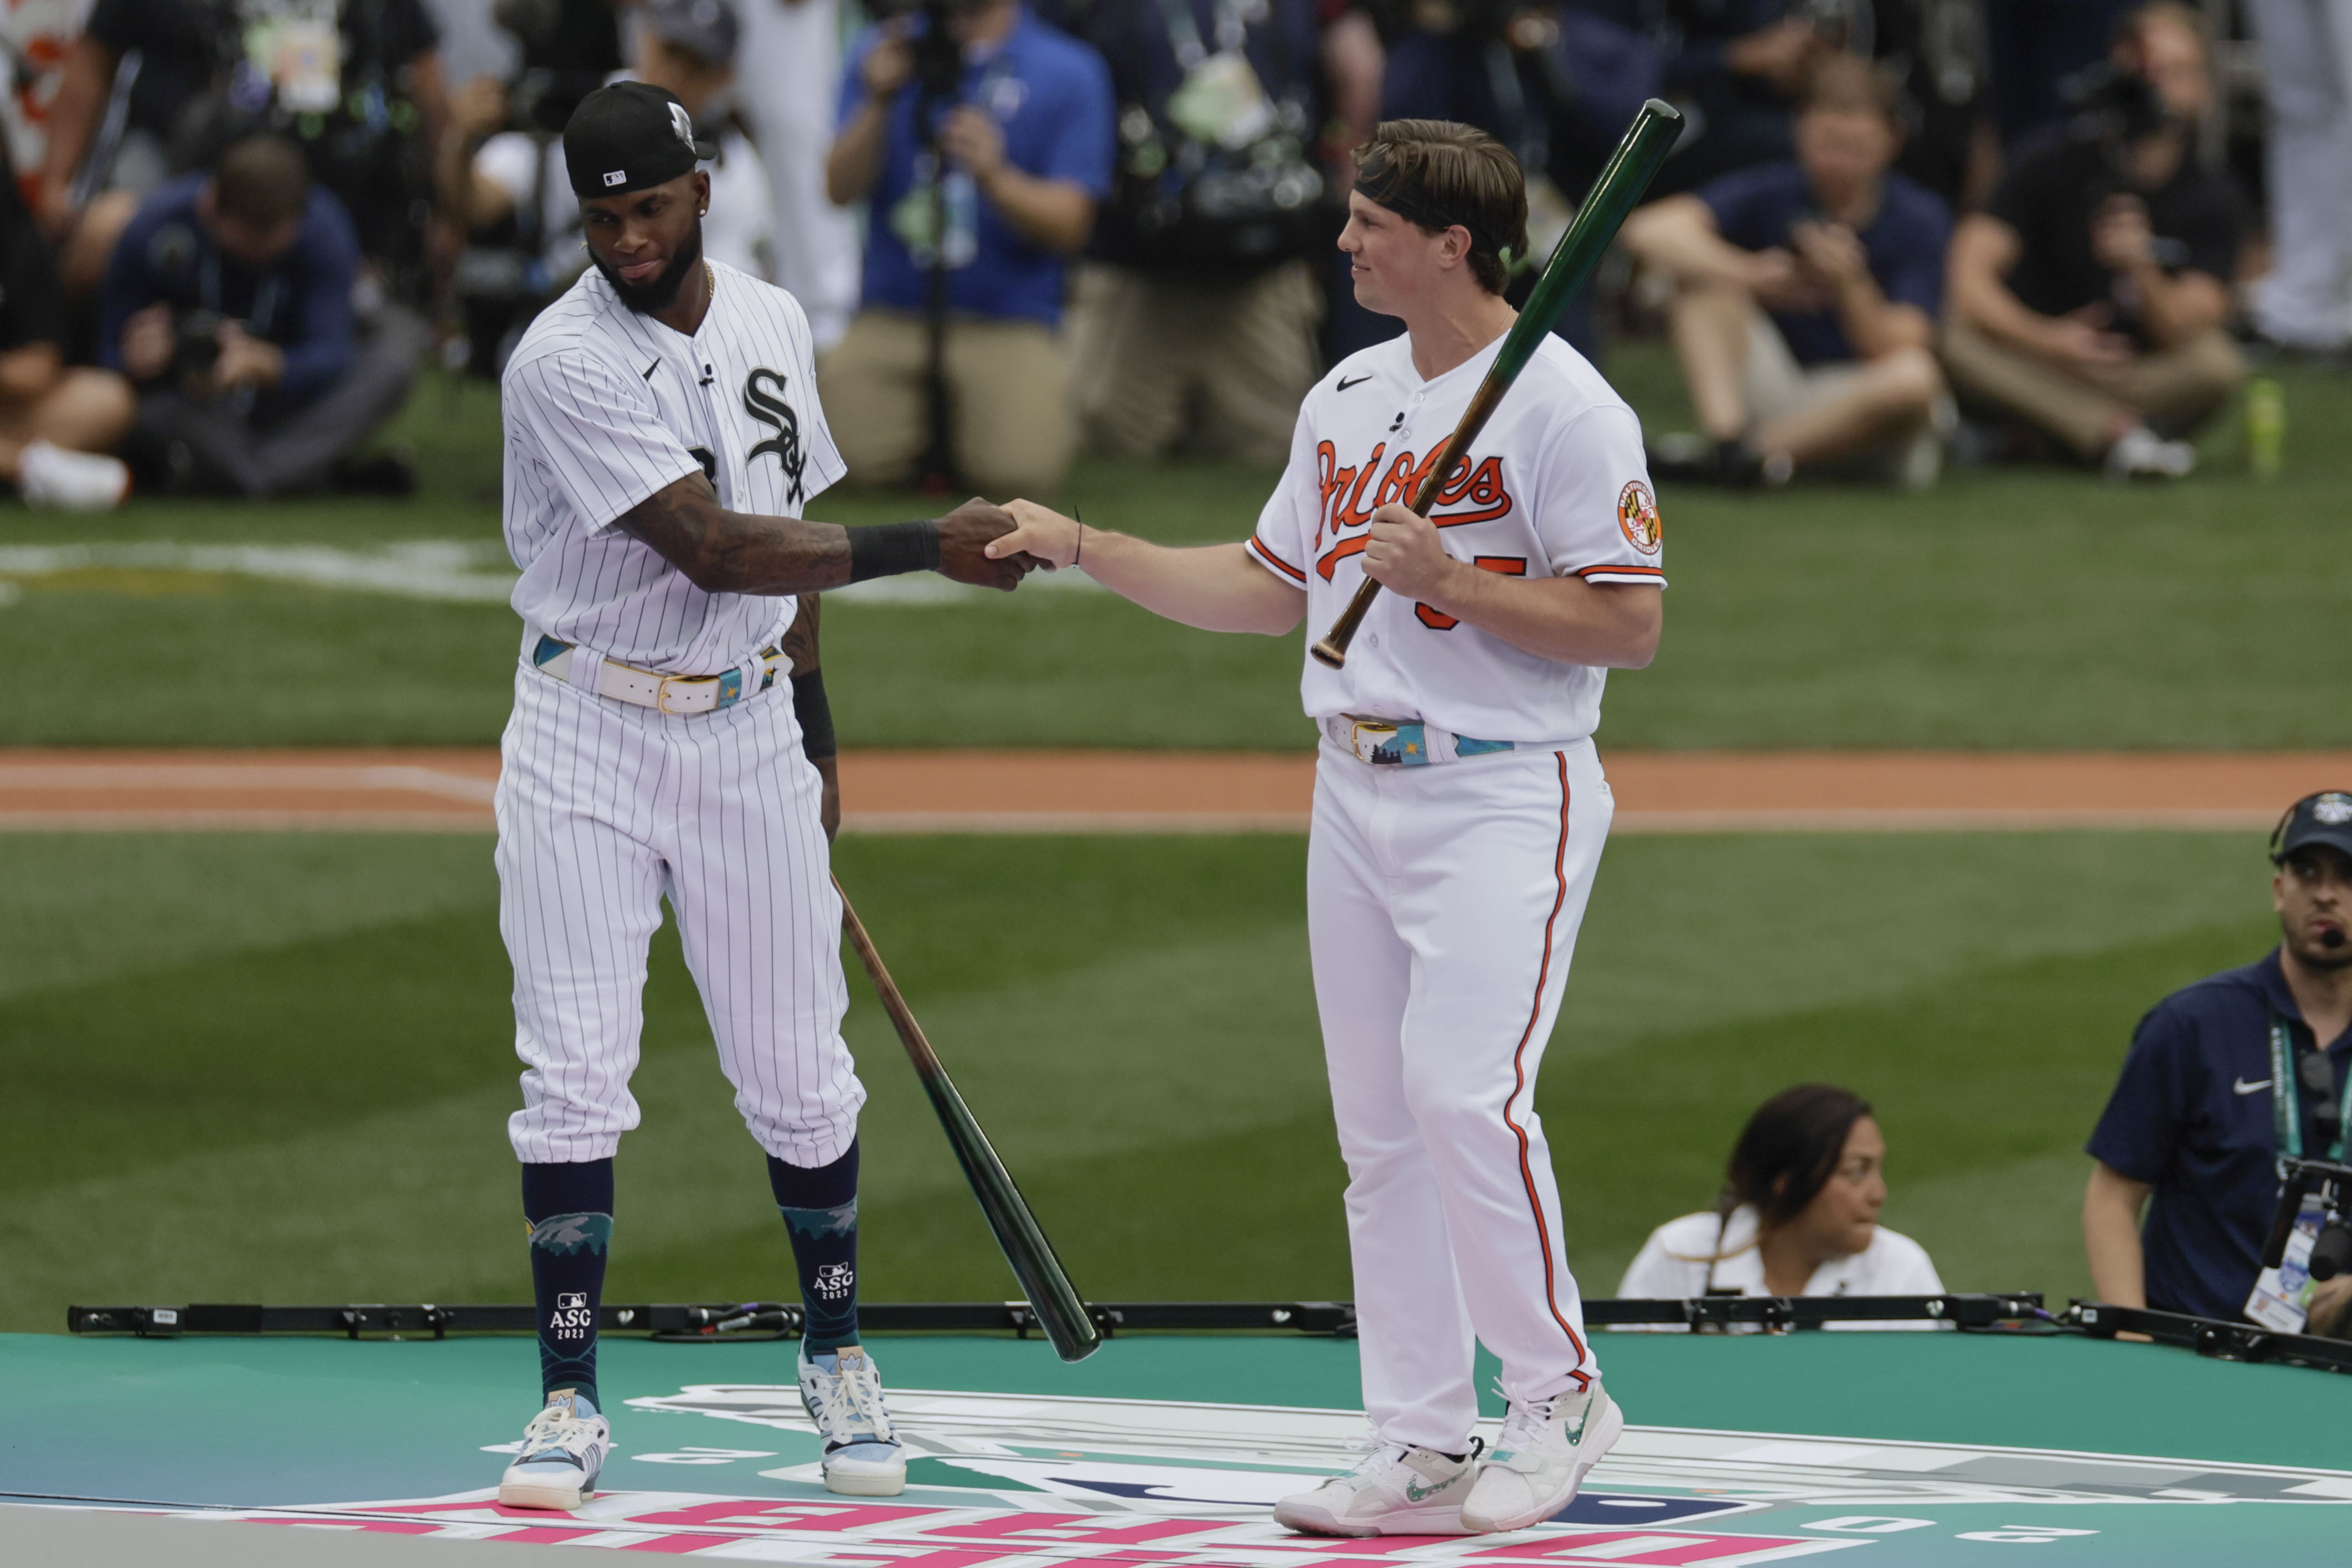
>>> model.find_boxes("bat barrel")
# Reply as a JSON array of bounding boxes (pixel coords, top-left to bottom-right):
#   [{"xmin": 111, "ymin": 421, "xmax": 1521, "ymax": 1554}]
[{"xmin": 1494, "ymin": 99, "xmax": 1683, "ymax": 389}]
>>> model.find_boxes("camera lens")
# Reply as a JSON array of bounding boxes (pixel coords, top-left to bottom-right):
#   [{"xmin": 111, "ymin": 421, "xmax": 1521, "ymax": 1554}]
[{"xmin": 2309, "ymin": 1222, "xmax": 2352, "ymax": 1283}]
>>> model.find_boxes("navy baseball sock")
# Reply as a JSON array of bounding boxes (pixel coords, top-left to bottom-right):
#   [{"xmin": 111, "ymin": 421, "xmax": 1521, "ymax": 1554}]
[
  {"xmin": 768, "ymin": 1142, "xmax": 860, "ymax": 1354},
  {"xmin": 523, "ymin": 1159, "xmax": 614, "ymax": 1410}
]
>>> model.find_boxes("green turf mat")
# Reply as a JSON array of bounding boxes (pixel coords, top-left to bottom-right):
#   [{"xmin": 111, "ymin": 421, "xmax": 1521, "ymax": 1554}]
[
  {"xmin": 0, "ymin": 829, "xmax": 2288, "ymax": 1332},
  {"xmin": 3, "ymin": 355, "xmax": 2350, "ymax": 746}
]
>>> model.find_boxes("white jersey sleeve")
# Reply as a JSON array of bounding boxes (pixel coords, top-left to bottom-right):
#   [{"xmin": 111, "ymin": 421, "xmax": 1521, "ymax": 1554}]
[
  {"xmin": 505, "ymin": 347, "xmax": 704, "ymax": 535},
  {"xmin": 1528, "ymin": 400, "xmax": 1665, "ymax": 589},
  {"xmin": 1245, "ymin": 405, "xmax": 1316, "ymax": 589}
]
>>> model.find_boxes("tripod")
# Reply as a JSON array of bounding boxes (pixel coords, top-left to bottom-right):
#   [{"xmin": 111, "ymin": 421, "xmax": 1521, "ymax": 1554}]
[{"xmin": 911, "ymin": 1, "xmax": 964, "ymax": 492}]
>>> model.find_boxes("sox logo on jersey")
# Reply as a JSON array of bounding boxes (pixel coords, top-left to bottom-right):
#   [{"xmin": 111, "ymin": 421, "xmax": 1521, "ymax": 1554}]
[{"xmin": 494, "ymin": 260, "xmax": 864, "ymax": 1175}]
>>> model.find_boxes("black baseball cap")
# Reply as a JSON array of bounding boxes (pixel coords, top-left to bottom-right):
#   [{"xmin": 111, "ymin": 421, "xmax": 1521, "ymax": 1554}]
[
  {"xmin": 563, "ymin": 81, "xmax": 699, "ymax": 199},
  {"xmin": 2272, "ymin": 791, "xmax": 2352, "ymax": 864}
]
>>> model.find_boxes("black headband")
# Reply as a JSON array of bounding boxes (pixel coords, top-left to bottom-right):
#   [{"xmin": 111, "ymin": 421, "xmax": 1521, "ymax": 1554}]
[{"xmin": 1354, "ymin": 146, "xmax": 1510, "ymax": 261}]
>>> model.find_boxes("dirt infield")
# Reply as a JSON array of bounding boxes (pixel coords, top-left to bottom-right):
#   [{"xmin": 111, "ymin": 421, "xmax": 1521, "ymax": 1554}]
[{"xmin": 4, "ymin": 748, "xmax": 2349, "ymax": 833}]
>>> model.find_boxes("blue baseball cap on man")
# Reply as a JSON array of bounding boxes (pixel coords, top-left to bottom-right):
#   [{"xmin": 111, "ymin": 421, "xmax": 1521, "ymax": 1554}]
[{"xmin": 2273, "ymin": 792, "xmax": 2352, "ymax": 865}]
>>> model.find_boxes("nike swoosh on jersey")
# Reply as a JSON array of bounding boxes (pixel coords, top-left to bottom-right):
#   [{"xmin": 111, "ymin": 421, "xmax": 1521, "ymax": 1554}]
[
  {"xmin": 1336, "ymin": 374, "xmax": 1373, "ymax": 390},
  {"xmin": 2235, "ymin": 1077, "xmax": 2275, "ymax": 1095},
  {"xmin": 641, "ymin": 360, "xmax": 659, "ymax": 381}
]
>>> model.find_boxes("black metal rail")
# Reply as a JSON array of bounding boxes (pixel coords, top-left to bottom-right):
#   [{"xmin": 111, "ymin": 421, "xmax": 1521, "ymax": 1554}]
[
  {"xmin": 2063, "ymin": 1299, "xmax": 2352, "ymax": 1375},
  {"xmin": 66, "ymin": 1294, "xmax": 2048, "ymax": 1342}
]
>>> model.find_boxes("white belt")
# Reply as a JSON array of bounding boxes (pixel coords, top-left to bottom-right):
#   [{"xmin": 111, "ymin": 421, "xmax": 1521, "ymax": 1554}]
[
  {"xmin": 530, "ymin": 633, "xmax": 785, "ymax": 716},
  {"xmin": 1319, "ymin": 714, "xmax": 1524, "ymax": 766}
]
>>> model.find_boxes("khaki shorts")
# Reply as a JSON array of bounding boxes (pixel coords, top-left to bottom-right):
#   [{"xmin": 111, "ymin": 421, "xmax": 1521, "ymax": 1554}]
[
  {"xmin": 817, "ymin": 309, "xmax": 1076, "ymax": 497},
  {"xmin": 1743, "ymin": 310, "xmax": 1947, "ymax": 488}
]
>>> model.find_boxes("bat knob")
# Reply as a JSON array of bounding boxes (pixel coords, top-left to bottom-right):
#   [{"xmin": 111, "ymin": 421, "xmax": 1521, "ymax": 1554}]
[{"xmin": 1310, "ymin": 637, "xmax": 1349, "ymax": 669}]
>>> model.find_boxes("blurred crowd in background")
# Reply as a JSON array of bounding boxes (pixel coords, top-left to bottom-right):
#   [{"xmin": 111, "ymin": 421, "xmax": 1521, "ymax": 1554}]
[{"xmin": 0, "ymin": 0, "xmax": 2333, "ymax": 509}]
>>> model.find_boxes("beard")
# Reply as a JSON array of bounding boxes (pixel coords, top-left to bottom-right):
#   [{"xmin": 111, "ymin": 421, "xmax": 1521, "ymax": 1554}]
[
  {"xmin": 594, "ymin": 219, "xmax": 704, "ymax": 314},
  {"xmin": 2287, "ymin": 922, "xmax": 2352, "ymax": 971}
]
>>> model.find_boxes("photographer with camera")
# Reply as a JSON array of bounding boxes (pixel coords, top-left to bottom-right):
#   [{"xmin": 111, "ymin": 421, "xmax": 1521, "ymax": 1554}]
[
  {"xmin": 2083, "ymin": 793, "xmax": 2352, "ymax": 1342},
  {"xmin": 1048, "ymin": 0, "xmax": 1333, "ymax": 466},
  {"xmin": 821, "ymin": 0, "xmax": 1113, "ymax": 495},
  {"xmin": 100, "ymin": 132, "xmax": 421, "ymax": 494},
  {"xmin": 35, "ymin": 0, "xmax": 450, "ymax": 301},
  {"xmin": 1940, "ymin": 1, "xmax": 2243, "ymax": 481},
  {"xmin": 1623, "ymin": 53, "xmax": 1951, "ymax": 489}
]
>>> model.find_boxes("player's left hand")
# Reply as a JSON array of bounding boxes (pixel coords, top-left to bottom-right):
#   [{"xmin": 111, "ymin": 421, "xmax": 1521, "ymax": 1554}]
[{"xmin": 1362, "ymin": 502, "xmax": 1459, "ymax": 602}]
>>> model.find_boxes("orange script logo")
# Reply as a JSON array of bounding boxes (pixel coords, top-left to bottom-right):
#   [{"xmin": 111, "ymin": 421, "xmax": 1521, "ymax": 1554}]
[{"xmin": 1312, "ymin": 442, "xmax": 1516, "ymax": 580}]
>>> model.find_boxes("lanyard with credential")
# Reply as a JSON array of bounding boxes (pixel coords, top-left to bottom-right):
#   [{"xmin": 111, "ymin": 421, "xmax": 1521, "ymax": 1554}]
[{"xmin": 2267, "ymin": 1012, "xmax": 2352, "ymax": 1161}]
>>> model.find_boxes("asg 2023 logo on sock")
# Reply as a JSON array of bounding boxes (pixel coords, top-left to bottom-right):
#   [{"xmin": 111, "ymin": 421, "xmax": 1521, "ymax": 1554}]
[
  {"xmin": 813, "ymin": 1263, "xmax": 854, "ymax": 1301},
  {"xmin": 553, "ymin": 1292, "xmax": 593, "ymax": 1340}
]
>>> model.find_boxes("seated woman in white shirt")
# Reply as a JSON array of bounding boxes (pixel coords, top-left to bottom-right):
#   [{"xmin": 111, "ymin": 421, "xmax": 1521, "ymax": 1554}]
[{"xmin": 1617, "ymin": 1084, "xmax": 1944, "ymax": 1329}]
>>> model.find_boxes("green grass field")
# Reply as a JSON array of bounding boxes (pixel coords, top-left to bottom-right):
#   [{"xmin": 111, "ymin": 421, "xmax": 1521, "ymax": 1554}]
[
  {"xmin": 1, "ymin": 347, "xmax": 2347, "ymax": 749},
  {"xmin": 0, "ymin": 339, "xmax": 2329, "ymax": 1338},
  {"xmin": 0, "ymin": 826, "xmax": 2283, "ymax": 1333}
]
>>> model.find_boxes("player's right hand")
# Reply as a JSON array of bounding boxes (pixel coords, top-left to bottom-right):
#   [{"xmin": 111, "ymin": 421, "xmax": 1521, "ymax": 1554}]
[
  {"xmin": 987, "ymin": 499, "xmax": 1081, "ymax": 570},
  {"xmin": 937, "ymin": 497, "xmax": 1036, "ymax": 591}
]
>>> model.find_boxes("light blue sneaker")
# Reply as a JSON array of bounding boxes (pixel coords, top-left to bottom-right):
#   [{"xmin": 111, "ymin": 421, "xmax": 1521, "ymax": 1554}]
[
  {"xmin": 799, "ymin": 1346, "xmax": 907, "ymax": 1496},
  {"xmin": 498, "ymin": 1389, "xmax": 611, "ymax": 1512}
]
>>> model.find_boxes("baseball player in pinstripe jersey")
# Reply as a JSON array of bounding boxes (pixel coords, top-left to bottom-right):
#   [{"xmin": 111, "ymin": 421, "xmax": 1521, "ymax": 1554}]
[
  {"xmin": 490, "ymin": 81, "xmax": 1031, "ymax": 1512},
  {"xmin": 991, "ymin": 120, "xmax": 1660, "ymax": 1536}
]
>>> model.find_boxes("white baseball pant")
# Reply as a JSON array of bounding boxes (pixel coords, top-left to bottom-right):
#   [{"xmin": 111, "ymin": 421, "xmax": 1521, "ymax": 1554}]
[
  {"xmin": 496, "ymin": 663, "xmax": 864, "ymax": 1167},
  {"xmin": 2251, "ymin": 0, "xmax": 2352, "ymax": 347},
  {"xmin": 1309, "ymin": 738, "xmax": 1612, "ymax": 1451}
]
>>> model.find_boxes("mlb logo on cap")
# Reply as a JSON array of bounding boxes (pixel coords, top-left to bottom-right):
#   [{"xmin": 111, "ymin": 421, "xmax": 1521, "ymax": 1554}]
[{"xmin": 604, "ymin": 171, "xmax": 626, "ymax": 187}]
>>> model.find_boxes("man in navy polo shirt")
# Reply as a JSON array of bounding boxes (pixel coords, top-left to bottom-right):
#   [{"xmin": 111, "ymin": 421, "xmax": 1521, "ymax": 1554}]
[
  {"xmin": 2085, "ymin": 793, "xmax": 2352, "ymax": 1338},
  {"xmin": 1621, "ymin": 53, "xmax": 1951, "ymax": 489},
  {"xmin": 822, "ymin": 0, "xmax": 1112, "ymax": 496}
]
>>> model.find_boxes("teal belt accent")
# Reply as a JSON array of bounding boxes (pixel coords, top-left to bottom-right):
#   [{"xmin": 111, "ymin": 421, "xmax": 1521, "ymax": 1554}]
[
  {"xmin": 532, "ymin": 635, "xmax": 778, "ymax": 714},
  {"xmin": 1365, "ymin": 722, "xmax": 1515, "ymax": 766}
]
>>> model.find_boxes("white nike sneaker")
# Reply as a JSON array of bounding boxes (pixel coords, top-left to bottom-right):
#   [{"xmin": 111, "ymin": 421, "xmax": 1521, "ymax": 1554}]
[
  {"xmin": 1272, "ymin": 1442, "xmax": 1479, "ymax": 1536},
  {"xmin": 498, "ymin": 1389, "xmax": 612, "ymax": 1511},
  {"xmin": 2103, "ymin": 424, "xmax": 2196, "ymax": 482},
  {"xmin": 18, "ymin": 439, "xmax": 129, "ymax": 512},
  {"xmin": 1460, "ymin": 1384, "xmax": 1624, "ymax": 1533},
  {"xmin": 800, "ymin": 1345, "xmax": 907, "ymax": 1496}
]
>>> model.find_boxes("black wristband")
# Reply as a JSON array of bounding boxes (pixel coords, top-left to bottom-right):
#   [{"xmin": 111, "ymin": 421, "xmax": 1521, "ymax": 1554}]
[
  {"xmin": 792, "ymin": 667, "xmax": 837, "ymax": 762},
  {"xmin": 846, "ymin": 520, "xmax": 941, "ymax": 582}
]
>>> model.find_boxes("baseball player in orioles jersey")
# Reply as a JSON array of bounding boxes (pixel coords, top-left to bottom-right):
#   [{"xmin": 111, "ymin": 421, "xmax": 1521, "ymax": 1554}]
[
  {"xmin": 991, "ymin": 118, "xmax": 1663, "ymax": 1536},
  {"xmin": 488, "ymin": 81, "xmax": 1028, "ymax": 1514}
]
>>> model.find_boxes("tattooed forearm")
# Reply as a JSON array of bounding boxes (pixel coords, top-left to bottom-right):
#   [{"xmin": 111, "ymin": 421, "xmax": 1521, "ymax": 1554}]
[{"xmin": 615, "ymin": 472, "xmax": 854, "ymax": 595}]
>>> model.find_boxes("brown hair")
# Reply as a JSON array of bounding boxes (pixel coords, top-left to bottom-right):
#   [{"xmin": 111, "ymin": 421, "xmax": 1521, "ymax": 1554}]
[
  {"xmin": 1718, "ymin": 1084, "xmax": 1875, "ymax": 1232},
  {"xmin": 213, "ymin": 135, "xmax": 310, "ymax": 230},
  {"xmin": 1800, "ymin": 51, "xmax": 1903, "ymax": 125},
  {"xmin": 1352, "ymin": 119, "xmax": 1529, "ymax": 295}
]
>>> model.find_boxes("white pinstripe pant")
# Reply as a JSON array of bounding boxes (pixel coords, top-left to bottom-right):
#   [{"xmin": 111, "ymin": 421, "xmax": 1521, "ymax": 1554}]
[
  {"xmin": 495, "ymin": 663, "xmax": 864, "ymax": 1168},
  {"xmin": 1309, "ymin": 739, "xmax": 1611, "ymax": 1451}
]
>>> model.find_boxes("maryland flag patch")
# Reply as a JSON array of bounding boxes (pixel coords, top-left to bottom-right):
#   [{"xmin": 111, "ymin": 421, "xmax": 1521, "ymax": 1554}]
[{"xmin": 1617, "ymin": 479, "xmax": 1662, "ymax": 555}]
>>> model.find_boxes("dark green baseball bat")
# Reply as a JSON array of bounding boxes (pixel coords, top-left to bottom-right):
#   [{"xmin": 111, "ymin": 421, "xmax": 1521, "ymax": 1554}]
[
  {"xmin": 1311, "ymin": 97, "xmax": 1684, "ymax": 669},
  {"xmin": 835, "ymin": 876, "xmax": 1101, "ymax": 1362}
]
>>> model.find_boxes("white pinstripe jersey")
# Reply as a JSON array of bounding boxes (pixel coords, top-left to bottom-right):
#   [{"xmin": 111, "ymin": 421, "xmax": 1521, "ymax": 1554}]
[
  {"xmin": 501, "ymin": 260, "xmax": 846, "ymax": 674},
  {"xmin": 1246, "ymin": 331, "xmax": 1664, "ymax": 745}
]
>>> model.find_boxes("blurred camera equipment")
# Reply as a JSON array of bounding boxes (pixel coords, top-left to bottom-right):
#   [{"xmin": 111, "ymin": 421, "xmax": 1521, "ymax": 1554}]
[
  {"xmin": 865, "ymin": 0, "xmax": 969, "ymax": 489},
  {"xmin": 2261, "ymin": 1154, "xmax": 2352, "ymax": 1285},
  {"xmin": 171, "ymin": 308, "xmax": 224, "ymax": 380}
]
